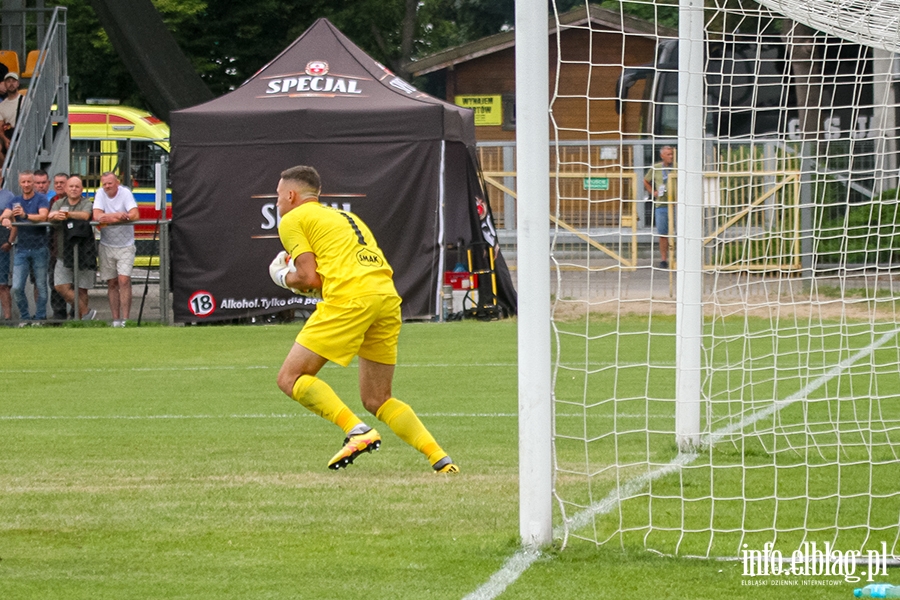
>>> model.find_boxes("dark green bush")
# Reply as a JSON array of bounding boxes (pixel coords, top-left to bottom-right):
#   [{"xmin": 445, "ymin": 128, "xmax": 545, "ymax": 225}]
[{"xmin": 816, "ymin": 188, "xmax": 900, "ymax": 265}]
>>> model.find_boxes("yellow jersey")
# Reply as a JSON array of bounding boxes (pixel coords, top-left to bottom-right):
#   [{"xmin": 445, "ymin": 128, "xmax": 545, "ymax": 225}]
[{"xmin": 278, "ymin": 201, "xmax": 398, "ymax": 302}]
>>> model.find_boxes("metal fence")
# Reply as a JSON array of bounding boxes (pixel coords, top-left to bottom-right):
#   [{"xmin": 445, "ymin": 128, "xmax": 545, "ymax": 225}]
[
  {"xmin": 70, "ymin": 137, "xmax": 170, "ymax": 191},
  {"xmin": 2, "ymin": 219, "xmax": 170, "ymax": 326},
  {"xmin": 477, "ymin": 139, "xmax": 807, "ymax": 270}
]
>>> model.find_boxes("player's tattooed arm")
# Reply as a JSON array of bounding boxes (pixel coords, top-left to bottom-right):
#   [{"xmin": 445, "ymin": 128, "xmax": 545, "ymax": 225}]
[{"xmin": 287, "ymin": 252, "xmax": 322, "ymax": 291}]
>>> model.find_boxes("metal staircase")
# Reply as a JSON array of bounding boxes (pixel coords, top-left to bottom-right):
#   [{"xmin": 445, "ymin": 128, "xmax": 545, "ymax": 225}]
[{"xmin": 1, "ymin": 4, "xmax": 68, "ymax": 193}]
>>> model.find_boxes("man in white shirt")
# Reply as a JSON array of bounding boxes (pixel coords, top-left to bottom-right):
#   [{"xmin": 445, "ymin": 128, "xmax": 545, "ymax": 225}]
[{"xmin": 92, "ymin": 172, "xmax": 139, "ymax": 327}]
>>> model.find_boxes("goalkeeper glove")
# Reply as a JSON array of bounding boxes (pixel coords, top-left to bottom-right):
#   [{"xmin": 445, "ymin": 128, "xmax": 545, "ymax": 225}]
[{"xmin": 269, "ymin": 251, "xmax": 296, "ymax": 289}]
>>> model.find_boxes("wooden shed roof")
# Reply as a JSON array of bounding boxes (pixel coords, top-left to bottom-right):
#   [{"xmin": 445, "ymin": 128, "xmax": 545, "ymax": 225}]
[{"xmin": 409, "ymin": 5, "xmax": 677, "ymax": 77}]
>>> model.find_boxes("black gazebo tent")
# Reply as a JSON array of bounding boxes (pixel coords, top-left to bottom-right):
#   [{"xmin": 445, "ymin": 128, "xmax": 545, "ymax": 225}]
[{"xmin": 170, "ymin": 18, "xmax": 514, "ymax": 322}]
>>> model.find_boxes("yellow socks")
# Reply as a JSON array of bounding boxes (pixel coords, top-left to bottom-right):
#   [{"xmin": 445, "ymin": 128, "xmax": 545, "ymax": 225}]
[
  {"xmin": 291, "ymin": 375, "xmax": 364, "ymax": 435},
  {"xmin": 375, "ymin": 397, "xmax": 447, "ymax": 466},
  {"xmin": 289, "ymin": 381, "xmax": 448, "ymax": 467}
]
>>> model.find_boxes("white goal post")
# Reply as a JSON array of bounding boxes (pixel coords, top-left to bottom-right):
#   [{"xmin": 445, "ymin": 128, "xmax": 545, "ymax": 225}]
[
  {"xmin": 515, "ymin": 0, "xmax": 900, "ymax": 557},
  {"xmin": 516, "ymin": 0, "xmax": 553, "ymax": 549}
]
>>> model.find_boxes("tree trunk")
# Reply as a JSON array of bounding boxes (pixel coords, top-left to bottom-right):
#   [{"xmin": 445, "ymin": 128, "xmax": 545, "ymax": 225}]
[
  {"xmin": 369, "ymin": 0, "xmax": 418, "ymax": 80},
  {"xmin": 784, "ymin": 20, "xmax": 823, "ymax": 145},
  {"xmin": 398, "ymin": 0, "xmax": 418, "ymax": 78}
]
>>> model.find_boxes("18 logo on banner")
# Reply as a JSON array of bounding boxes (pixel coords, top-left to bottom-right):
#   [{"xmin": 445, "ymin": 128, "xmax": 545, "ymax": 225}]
[{"xmin": 188, "ymin": 290, "xmax": 216, "ymax": 317}]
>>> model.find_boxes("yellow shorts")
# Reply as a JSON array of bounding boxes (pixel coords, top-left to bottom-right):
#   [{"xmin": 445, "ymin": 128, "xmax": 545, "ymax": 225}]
[{"xmin": 296, "ymin": 294, "xmax": 402, "ymax": 367}]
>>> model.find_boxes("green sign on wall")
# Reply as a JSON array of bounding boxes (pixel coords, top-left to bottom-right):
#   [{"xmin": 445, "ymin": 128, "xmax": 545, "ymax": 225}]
[{"xmin": 583, "ymin": 177, "xmax": 609, "ymax": 191}]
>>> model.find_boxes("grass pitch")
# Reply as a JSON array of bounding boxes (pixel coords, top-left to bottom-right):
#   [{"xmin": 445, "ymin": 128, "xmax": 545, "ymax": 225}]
[{"xmin": 0, "ymin": 321, "xmax": 893, "ymax": 598}]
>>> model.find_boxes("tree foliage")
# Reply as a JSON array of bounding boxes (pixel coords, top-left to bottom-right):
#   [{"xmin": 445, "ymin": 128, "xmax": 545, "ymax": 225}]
[
  {"xmin": 54, "ymin": 0, "xmax": 142, "ymax": 106},
  {"xmin": 52, "ymin": 1, "xmax": 669, "ymax": 110},
  {"xmin": 52, "ymin": 1, "xmax": 511, "ymax": 107}
]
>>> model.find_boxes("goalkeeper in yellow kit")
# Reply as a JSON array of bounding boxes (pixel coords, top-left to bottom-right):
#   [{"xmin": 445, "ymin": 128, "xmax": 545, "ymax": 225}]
[{"xmin": 269, "ymin": 165, "xmax": 458, "ymax": 473}]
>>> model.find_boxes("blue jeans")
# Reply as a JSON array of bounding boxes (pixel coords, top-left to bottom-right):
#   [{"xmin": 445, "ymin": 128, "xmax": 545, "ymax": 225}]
[
  {"xmin": 0, "ymin": 245, "xmax": 10, "ymax": 285},
  {"xmin": 13, "ymin": 245, "xmax": 49, "ymax": 320},
  {"xmin": 655, "ymin": 205, "xmax": 675, "ymax": 235}
]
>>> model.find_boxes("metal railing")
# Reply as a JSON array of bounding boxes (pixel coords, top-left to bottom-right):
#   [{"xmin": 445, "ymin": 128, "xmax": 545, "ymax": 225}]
[
  {"xmin": 476, "ymin": 139, "xmax": 806, "ymax": 270},
  {"xmin": 70, "ymin": 137, "xmax": 171, "ymax": 191},
  {"xmin": 2, "ymin": 219, "xmax": 170, "ymax": 326}
]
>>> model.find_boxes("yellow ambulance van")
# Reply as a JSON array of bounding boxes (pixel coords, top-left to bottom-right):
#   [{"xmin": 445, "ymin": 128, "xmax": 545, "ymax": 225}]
[{"xmin": 68, "ymin": 103, "xmax": 171, "ymax": 241}]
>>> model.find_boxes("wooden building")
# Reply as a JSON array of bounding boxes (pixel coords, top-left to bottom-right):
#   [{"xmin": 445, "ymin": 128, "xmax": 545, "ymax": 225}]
[
  {"xmin": 410, "ymin": 6, "xmax": 675, "ymax": 237},
  {"xmin": 411, "ymin": 5, "xmax": 674, "ymax": 142}
]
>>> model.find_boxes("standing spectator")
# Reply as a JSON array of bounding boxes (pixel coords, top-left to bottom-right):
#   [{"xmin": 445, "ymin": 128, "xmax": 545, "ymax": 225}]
[
  {"xmin": 33, "ymin": 170, "xmax": 51, "ymax": 196},
  {"xmin": 92, "ymin": 172, "xmax": 138, "ymax": 327},
  {"xmin": 0, "ymin": 176, "xmax": 13, "ymax": 320},
  {"xmin": 643, "ymin": 146, "xmax": 676, "ymax": 269},
  {"xmin": 0, "ymin": 72, "xmax": 22, "ymax": 138},
  {"xmin": 52, "ymin": 173, "xmax": 69, "ymax": 197},
  {"xmin": 32, "ymin": 169, "xmax": 67, "ymax": 321},
  {"xmin": 50, "ymin": 173, "xmax": 69, "ymax": 256},
  {"xmin": 49, "ymin": 175, "xmax": 95, "ymax": 320},
  {"xmin": 36, "ymin": 170, "xmax": 71, "ymax": 320},
  {"xmin": 0, "ymin": 171, "xmax": 50, "ymax": 323}
]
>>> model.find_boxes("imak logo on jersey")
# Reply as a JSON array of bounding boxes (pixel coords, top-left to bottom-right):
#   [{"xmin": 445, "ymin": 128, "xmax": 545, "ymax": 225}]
[
  {"xmin": 264, "ymin": 59, "xmax": 365, "ymax": 97},
  {"xmin": 356, "ymin": 248, "xmax": 384, "ymax": 268}
]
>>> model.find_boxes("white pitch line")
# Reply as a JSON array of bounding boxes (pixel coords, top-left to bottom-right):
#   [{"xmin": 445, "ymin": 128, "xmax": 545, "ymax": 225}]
[
  {"xmin": 0, "ymin": 412, "xmax": 522, "ymax": 421},
  {"xmin": 0, "ymin": 361, "xmax": 677, "ymax": 375},
  {"xmin": 461, "ymin": 326, "xmax": 900, "ymax": 600},
  {"xmin": 0, "ymin": 355, "xmax": 871, "ymax": 375},
  {"xmin": 0, "ymin": 413, "xmax": 313, "ymax": 421},
  {"xmin": 0, "ymin": 413, "xmax": 672, "ymax": 422},
  {"xmin": 0, "ymin": 365, "xmax": 274, "ymax": 374},
  {"xmin": 0, "ymin": 363, "xmax": 520, "ymax": 374},
  {"xmin": 702, "ymin": 327, "xmax": 900, "ymax": 446},
  {"xmin": 461, "ymin": 548, "xmax": 543, "ymax": 600}
]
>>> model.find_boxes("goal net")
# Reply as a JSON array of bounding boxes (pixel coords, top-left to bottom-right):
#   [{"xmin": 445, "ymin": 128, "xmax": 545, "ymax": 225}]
[{"xmin": 536, "ymin": 0, "xmax": 900, "ymax": 557}]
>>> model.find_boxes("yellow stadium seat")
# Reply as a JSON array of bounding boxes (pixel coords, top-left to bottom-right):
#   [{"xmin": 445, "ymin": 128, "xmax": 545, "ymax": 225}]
[
  {"xmin": 22, "ymin": 50, "xmax": 42, "ymax": 78},
  {"xmin": 0, "ymin": 50, "xmax": 20, "ymax": 76}
]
